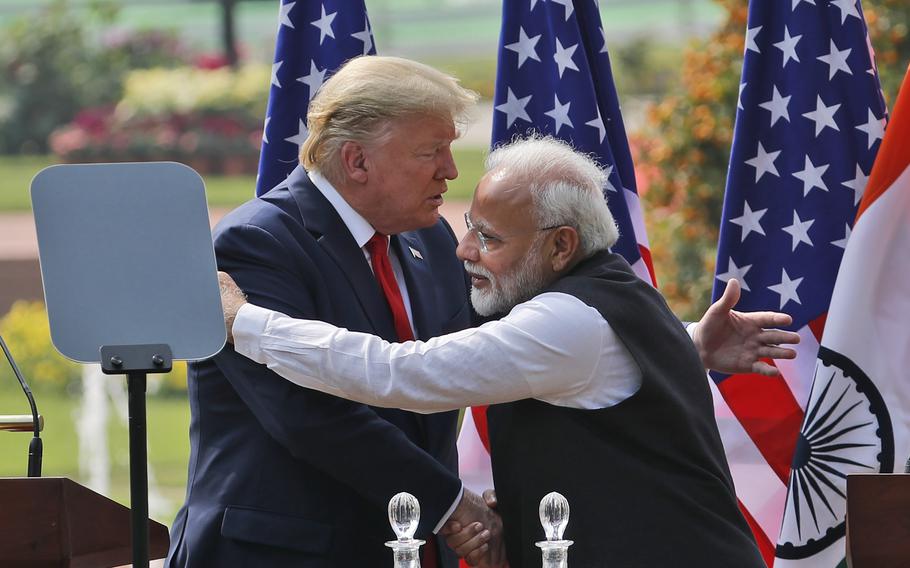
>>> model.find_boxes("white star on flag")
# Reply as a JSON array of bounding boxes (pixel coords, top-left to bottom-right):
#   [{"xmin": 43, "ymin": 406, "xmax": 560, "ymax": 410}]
[
  {"xmin": 744, "ymin": 142, "xmax": 781, "ymax": 182},
  {"xmin": 271, "ymin": 61, "xmax": 283, "ymax": 88},
  {"xmin": 585, "ymin": 108, "xmax": 606, "ymax": 144},
  {"xmin": 553, "ymin": 39, "xmax": 579, "ymax": 78},
  {"xmin": 792, "ymin": 155, "xmax": 830, "ymax": 196},
  {"xmin": 759, "ymin": 86, "xmax": 791, "ymax": 126},
  {"xmin": 729, "ymin": 200, "xmax": 768, "ymax": 241},
  {"xmin": 830, "ymin": 223, "xmax": 851, "ymax": 249},
  {"xmin": 830, "ymin": 0, "xmax": 861, "ymax": 24},
  {"xmin": 768, "ymin": 268, "xmax": 804, "ymax": 309},
  {"xmin": 297, "ymin": 61, "xmax": 327, "ymax": 99},
  {"xmin": 716, "ymin": 258, "xmax": 753, "ymax": 291},
  {"xmin": 802, "ymin": 95, "xmax": 841, "ymax": 137},
  {"xmin": 817, "ymin": 40, "xmax": 853, "ymax": 80},
  {"xmin": 738, "ymin": 82, "xmax": 747, "ymax": 110},
  {"xmin": 505, "ymin": 27, "xmax": 542, "ymax": 69},
  {"xmin": 774, "ymin": 27, "xmax": 802, "ymax": 67},
  {"xmin": 550, "ymin": 0, "xmax": 574, "ymax": 21},
  {"xmin": 599, "ymin": 28, "xmax": 608, "ymax": 54},
  {"xmin": 782, "ymin": 211, "xmax": 815, "ymax": 251},
  {"xmin": 842, "ymin": 165, "xmax": 869, "ymax": 205},
  {"xmin": 311, "ymin": 5, "xmax": 337, "ymax": 45},
  {"xmin": 351, "ymin": 17, "xmax": 373, "ymax": 55},
  {"xmin": 544, "ymin": 94, "xmax": 573, "ymax": 134},
  {"xmin": 496, "ymin": 88, "xmax": 533, "ymax": 128},
  {"xmin": 262, "ymin": 116, "xmax": 271, "ymax": 144},
  {"xmin": 284, "ymin": 118, "xmax": 308, "ymax": 148},
  {"xmin": 603, "ymin": 164, "xmax": 617, "ymax": 193},
  {"xmin": 792, "ymin": 0, "xmax": 816, "ymax": 10},
  {"xmin": 745, "ymin": 25, "xmax": 762, "ymax": 54},
  {"xmin": 855, "ymin": 109, "xmax": 885, "ymax": 149},
  {"xmin": 278, "ymin": 1, "xmax": 295, "ymax": 28}
]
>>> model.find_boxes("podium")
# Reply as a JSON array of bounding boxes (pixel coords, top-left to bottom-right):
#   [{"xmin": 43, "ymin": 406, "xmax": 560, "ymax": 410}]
[
  {"xmin": 0, "ymin": 477, "xmax": 169, "ymax": 567},
  {"xmin": 846, "ymin": 474, "xmax": 910, "ymax": 568}
]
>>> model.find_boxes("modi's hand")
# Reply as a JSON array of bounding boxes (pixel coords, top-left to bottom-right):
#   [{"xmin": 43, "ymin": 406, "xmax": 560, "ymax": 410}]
[
  {"xmin": 218, "ymin": 271, "xmax": 247, "ymax": 344},
  {"xmin": 442, "ymin": 489, "xmax": 508, "ymax": 567},
  {"xmin": 692, "ymin": 279, "xmax": 801, "ymax": 376}
]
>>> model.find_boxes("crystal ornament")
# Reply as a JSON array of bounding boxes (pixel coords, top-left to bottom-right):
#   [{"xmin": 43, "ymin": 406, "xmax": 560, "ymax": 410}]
[
  {"xmin": 386, "ymin": 492, "xmax": 425, "ymax": 568},
  {"xmin": 536, "ymin": 492, "xmax": 574, "ymax": 568}
]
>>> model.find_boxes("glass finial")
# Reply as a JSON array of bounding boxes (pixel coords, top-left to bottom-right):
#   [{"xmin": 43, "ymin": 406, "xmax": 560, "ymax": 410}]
[
  {"xmin": 389, "ymin": 492, "xmax": 421, "ymax": 541},
  {"xmin": 539, "ymin": 491, "xmax": 570, "ymax": 541}
]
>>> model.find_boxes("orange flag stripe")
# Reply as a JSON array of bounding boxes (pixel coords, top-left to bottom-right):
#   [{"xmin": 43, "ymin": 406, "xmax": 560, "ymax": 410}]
[{"xmin": 859, "ymin": 63, "xmax": 910, "ymax": 219}]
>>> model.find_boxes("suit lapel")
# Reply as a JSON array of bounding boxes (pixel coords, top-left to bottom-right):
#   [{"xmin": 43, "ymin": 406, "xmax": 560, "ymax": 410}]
[
  {"xmin": 393, "ymin": 232, "xmax": 440, "ymax": 341},
  {"xmin": 287, "ymin": 167, "xmax": 398, "ymax": 341}
]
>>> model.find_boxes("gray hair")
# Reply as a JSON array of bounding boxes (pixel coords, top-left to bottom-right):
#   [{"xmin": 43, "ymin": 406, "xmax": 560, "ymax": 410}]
[
  {"xmin": 301, "ymin": 56, "xmax": 478, "ymax": 184},
  {"xmin": 485, "ymin": 136, "xmax": 620, "ymax": 256}
]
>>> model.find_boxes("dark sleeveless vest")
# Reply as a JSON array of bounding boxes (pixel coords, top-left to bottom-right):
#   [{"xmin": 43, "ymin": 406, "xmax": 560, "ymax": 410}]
[{"xmin": 486, "ymin": 251, "xmax": 764, "ymax": 568}]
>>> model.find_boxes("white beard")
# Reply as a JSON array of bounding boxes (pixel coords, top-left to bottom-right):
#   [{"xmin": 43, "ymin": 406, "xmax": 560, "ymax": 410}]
[{"xmin": 465, "ymin": 241, "xmax": 550, "ymax": 317}]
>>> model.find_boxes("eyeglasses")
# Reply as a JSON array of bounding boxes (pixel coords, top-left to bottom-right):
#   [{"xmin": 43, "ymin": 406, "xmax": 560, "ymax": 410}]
[{"xmin": 463, "ymin": 212, "xmax": 562, "ymax": 253}]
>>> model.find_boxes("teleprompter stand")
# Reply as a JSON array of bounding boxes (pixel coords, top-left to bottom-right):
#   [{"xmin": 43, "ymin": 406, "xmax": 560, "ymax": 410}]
[
  {"xmin": 100, "ymin": 343, "xmax": 173, "ymax": 568},
  {"xmin": 31, "ymin": 162, "xmax": 226, "ymax": 567}
]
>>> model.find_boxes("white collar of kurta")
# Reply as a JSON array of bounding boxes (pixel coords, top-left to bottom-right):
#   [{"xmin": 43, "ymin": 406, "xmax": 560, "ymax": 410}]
[{"xmin": 308, "ymin": 169, "xmax": 377, "ymax": 250}]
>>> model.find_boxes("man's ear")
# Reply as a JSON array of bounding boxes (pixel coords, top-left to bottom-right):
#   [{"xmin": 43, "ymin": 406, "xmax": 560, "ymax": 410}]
[
  {"xmin": 550, "ymin": 226, "xmax": 580, "ymax": 272},
  {"xmin": 339, "ymin": 141, "xmax": 368, "ymax": 184}
]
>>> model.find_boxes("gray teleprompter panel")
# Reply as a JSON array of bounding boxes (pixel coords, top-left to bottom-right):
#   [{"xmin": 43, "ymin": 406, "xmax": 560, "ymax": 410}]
[{"xmin": 31, "ymin": 162, "xmax": 226, "ymax": 363}]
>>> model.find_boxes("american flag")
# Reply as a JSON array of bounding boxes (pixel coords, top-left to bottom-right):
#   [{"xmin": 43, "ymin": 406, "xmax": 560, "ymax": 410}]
[
  {"xmin": 458, "ymin": 0, "xmax": 657, "ymax": 521},
  {"xmin": 710, "ymin": 0, "xmax": 887, "ymax": 565},
  {"xmin": 255, "ymin": 0, "xmax": 376, "ymax": 196},
  {"xmin": 491, "ymin": 0, "xmax": 655, "ymax": 284}
]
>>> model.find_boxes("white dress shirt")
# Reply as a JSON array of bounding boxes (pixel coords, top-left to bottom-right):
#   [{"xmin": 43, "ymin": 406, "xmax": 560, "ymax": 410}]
[{"xmin": 234, "ymin": 292, "xmax": 644, "ymax": 413}]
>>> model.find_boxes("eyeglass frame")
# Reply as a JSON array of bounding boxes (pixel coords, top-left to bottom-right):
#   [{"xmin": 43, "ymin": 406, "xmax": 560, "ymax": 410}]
[{"xmin": 463, "ymin": 211, "xmax": 563, "ymax": 253}]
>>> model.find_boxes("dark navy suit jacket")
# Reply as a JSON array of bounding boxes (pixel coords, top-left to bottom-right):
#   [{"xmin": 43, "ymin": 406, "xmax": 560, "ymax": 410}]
[{"xmin": 167, "ymin": 167, "xmax": 472, "ymax": 567}]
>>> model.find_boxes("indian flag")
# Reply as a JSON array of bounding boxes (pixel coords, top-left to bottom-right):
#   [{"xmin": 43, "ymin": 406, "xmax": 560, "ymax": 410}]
[{"xmin": 774, "ymin": 64, "xmax": 910, "ymax": 567}]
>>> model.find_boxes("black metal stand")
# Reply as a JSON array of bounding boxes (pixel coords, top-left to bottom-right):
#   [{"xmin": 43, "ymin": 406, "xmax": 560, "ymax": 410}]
[{"xmin": 101, "ymin": 343, "xmax": 172, "ymax": 568}]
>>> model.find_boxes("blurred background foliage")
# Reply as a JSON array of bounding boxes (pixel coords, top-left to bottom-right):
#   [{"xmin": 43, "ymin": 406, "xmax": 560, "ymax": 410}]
[
  {"xmin": 636, "ymin": 0, "xmax": 910, "ymax": 320},
  {"xmin": 0, "ymin": 0, "xmax": 188, "ymax": 154}
]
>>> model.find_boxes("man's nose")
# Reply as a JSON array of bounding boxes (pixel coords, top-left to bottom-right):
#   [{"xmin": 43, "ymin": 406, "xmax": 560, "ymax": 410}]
[
  {"xmin": 437, "ymin": 147, "xmax": 458, "ymax": 180},
  {"xmin": 456, "ymin": 232, "xmax": 479, "ymax": 262}
]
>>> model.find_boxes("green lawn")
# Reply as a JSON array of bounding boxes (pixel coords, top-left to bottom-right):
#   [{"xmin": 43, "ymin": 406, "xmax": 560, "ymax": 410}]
[
  {"xmin": 0, "ymin": 150, "xmax": 485, "ymax": 212},
  {"xmin": 0, "ymin": 388, "xmax": 190, "ymax": 526}
]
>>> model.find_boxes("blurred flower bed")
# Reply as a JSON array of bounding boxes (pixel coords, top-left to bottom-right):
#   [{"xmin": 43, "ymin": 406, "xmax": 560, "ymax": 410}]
[{"xmin": 50, "ymin": 66, "xmax": 268, "ymax": 174}]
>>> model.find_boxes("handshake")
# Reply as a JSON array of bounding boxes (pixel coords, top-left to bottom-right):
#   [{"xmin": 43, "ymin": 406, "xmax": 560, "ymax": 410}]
[{"xmin": 443, "ymin": 489, "xmax": 509, "ymax": 568}]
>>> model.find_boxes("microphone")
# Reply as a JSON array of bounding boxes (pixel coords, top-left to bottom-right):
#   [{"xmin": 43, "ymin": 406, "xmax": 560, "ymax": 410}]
[{"xmin": 0, "ymin": 333, "xmax": 42, "ymax": 477}]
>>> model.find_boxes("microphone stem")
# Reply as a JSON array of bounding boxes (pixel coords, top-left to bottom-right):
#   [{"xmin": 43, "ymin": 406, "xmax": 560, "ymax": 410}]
[{"xmin": 1, "ymin": 334, "xmax": 43, "ymax": 477}]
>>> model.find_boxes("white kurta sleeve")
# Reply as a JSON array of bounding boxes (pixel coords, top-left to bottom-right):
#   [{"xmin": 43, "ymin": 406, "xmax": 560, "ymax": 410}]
[{"xmin": 232, "ymin": 293, "xmax": 607, "ymax": 413}]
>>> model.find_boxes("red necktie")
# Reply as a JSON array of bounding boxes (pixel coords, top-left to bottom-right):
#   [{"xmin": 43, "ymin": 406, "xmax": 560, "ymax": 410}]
[
  {"xmin": 366, "ymin": 233, "xmax": 415, "ymax": 342},
  {"xmin": 366, "ymin": 234, "xmax": 439, "ymax": 567}
]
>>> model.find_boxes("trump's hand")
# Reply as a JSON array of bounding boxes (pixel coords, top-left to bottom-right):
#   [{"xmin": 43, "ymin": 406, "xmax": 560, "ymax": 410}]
[
  {"xmin": 218, "ymin": 271, "xmax": 247, "ymax": 344},
  {"xmin": 692, "ymin": 279, "xmax": 801, "ymax": 376},
  {"xmin": 442, "ymin": 489, "xmax": 508, "ymax": 567}
]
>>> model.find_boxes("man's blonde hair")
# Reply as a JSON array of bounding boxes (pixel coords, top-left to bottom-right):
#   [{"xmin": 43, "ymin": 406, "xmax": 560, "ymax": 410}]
[{"xmin": 301, "ymin": 56, "xmax": 478, "ymax": 184}]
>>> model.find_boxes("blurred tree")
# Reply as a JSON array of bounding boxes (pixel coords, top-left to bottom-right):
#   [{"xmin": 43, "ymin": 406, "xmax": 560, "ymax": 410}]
[
  {"xmin": 0, "ymin": 302, "xmax": 79, "ymax": 393},
  {"xmin": 0, "ymin": 0, "xmax": 187, "ymax": 154},
  {"xmin": 636, "ymin": 0, "xmax": 910, "ymax": 320}
]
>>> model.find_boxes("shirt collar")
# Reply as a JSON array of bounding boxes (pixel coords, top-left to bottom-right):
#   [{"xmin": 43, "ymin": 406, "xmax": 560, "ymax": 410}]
[{"xmin": 308, "ymin": 169, "xmax": 377, "ymax": 249}]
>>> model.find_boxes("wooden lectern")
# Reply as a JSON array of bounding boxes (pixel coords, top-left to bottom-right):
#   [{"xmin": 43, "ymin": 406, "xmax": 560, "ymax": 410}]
[
  {"xmin": 846, "ymin": 474, "xmax": 910, "ymax": 568},
  {"xmin": 0, "ymin": 477, "xmax": 169, "ymax": 567}
]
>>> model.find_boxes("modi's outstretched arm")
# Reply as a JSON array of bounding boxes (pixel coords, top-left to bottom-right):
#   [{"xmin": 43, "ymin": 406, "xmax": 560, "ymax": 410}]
[{"xmin": 691, "ymin": 279, "xmax": 801, "ymax": 376}]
